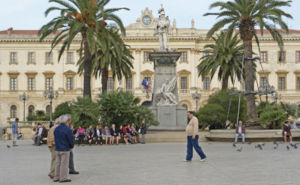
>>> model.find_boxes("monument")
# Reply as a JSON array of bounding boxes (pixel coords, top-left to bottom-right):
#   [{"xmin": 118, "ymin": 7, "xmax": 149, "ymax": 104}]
[{"xmin": 149, "ymin": 5, "xmax": 187, "ymax": 130}]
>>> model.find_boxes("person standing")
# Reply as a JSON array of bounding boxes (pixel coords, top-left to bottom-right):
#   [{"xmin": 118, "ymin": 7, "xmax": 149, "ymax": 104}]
[
  {"xmin": 11, "ymin": 118, "xmax": 19, "ymax": 147},
  {"xmin": 141, "ymin": 120, "xmax": 147, "ymax": 144},
  {"xmin": 47, "ymin": 118, "xmax": 60, "ymax": 179},
  {"xmin": 283, "ymin": 120, "xmax": 293, "ymax": 144},
  {"xmin": 53, "ymin": 114, "xmax": 74, "ymax": 183},
  {"xmin": 185, "ymin": 111, "xmax": 206, "ymax": 162}
]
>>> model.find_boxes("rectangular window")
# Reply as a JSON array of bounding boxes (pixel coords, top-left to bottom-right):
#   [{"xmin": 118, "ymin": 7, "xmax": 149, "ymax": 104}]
[
  {"xmin": 261, "ymin": 51, "xmax": 267, "ymax": 63},
  {"xmin": 28, "ymin": 78, "xmax": 35, "ymax": 91},
  {"xmin": 296, "ymin": 51, "xmax": 300, "ymax": 63},
  {"xmin": 10, "ymin": 78, "xmax": 17, "ymax": 90},
  {"xmin": 180, "ymin": 52, "xmax": 187, "ymax": 63},
  {"xmin": 297, "ymin": 77, "xmax": 300, "ymax": 90},
  {"xmin": 260, "ymin": 77, "xmax": 268, "ymax": 88},
  {"xmin": 180, "ymin": 77, "xmax": 188, "ymax": 89},
  {"xmin": 278, "ymin": 77, "xmax": 286, "ymax": 90},
  {"xmin": 45, "ymin": 78, "xmax": 53, "ymax": 91},
  {"xmin": 203, "ymin": 77, "xmax": 210, "ymax": 90},
  {"xmin": 126, "ymin": 77, "xmax": 133, "ymax": 90},
  {"xmin": 67, "ymin": 52, "xmax": 74, "ymax": 63},
  {"xmin": 67, "ymin": 77, "xmax": 74, "ymax": 90},
  {"xmin": 28, "ymin": 52, "xmax": 35, "ymax": 64},
  {"xmin": 278, "ymin": 51, "xmax": 286, "ymax": 63},
  {"xmin": 107, "ymin": 77, "xmax": 114, "ymax": 90},
  {"xmin": 10, "ymin": 52, "xmax": 17, "ymax": 64},
  {"xmin": 45, "ymin": 52, "xmax": 52, "ymax": 64},
  {"xmin": 144, "ymin": 52, "xmax": 150, "ymax": 62}
]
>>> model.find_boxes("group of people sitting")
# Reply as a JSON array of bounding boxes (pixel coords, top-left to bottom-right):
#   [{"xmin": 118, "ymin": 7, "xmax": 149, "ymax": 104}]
[{"xmin": 71, "ymin": 122, "xmax": 147, "ymax": 145}]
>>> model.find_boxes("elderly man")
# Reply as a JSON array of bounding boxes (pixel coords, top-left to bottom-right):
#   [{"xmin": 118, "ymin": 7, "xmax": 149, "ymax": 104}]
[
  {"xmin": 53, "ymin": 114, "xmax": 74, "ymax": 183},
  {"xmin": 47, "ymin": 118, "xmax": 60, "ymax": 179},
  {"xmin": 185, "ymin": 111, "xmax": 206, "ymax": 162}
]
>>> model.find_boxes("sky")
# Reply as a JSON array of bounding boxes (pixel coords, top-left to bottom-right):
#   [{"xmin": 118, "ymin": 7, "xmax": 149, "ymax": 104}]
[{"xmin": 0, "ymin": 0, "xmax": 300, "ymax": 31}]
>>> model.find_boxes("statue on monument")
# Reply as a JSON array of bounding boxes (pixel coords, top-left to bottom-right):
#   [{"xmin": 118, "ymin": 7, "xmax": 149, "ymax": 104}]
[
  {"xmin": 154, "ymin": 5, "xmax": 170, "ymax": 51},
  {"xmin": 156, "ymin": 76, "xmax": 178, "ymax": 106}
]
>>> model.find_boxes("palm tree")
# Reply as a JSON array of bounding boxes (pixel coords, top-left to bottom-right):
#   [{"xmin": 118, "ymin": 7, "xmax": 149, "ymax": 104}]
[
  {"xmin": 198, "ymin": 30, "xmax": 244, "ymax": 90},
  {"xmin": 39, "ymin": 0, "xmax": 128, "ymax": 98},
  {"xmin": 78, "ymin": 28, "xmax": 133, "ymax": 94},
  {"xmin": 204, "ymin": 0, "xmax": 293, "ymax": 123}
]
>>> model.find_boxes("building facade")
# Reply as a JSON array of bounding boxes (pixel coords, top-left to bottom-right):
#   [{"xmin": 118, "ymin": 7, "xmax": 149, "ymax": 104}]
[{"xmin": 1, "ymin": 8, "xmax": 300, "ymax": 125}]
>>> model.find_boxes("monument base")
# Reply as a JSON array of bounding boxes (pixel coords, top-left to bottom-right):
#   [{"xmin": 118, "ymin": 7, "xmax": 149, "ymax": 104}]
[{"xmin": 149, "ymin": 105, "xmax": 187, "ymax": 131}]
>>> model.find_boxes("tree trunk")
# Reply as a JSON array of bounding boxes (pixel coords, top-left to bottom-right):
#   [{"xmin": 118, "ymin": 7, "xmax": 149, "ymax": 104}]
[
  {"xmin": 243, "ymin": 39, "xmax": 258, "ymax": 123},
  {"xmin": 82, "ymin": 33, "xmax": 92, "ymax": 98},
  {"xmin": 101, "ymin": 66, "xmax": 108, "ymax": 94},
  {"xmin": 221, "ymin": 73, "xmax": 229, "ymax": 90}
]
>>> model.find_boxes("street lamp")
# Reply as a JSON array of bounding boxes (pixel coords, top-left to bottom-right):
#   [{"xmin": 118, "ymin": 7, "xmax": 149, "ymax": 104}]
[
  {"xmin": 44, "ymin": 88, "xmax": 59, "ymax": 122},
  {"xmin": 258, "ymin": 83, "xmax": 276, "ymax": 102},
  {"xmin": 272, "ymin": 92, "xmax": 282, "ymax": 103},
  {"xmin": 19, "ymin": 92, "xmax": 29, "ymax": 121},
  {"xmin": 192, "ymin": 88, "xmax": 201, "ymax": 111}
]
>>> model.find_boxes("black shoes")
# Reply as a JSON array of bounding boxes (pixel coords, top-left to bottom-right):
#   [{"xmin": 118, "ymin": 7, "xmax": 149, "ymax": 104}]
[
  {"xmin": 69, "ymin": 171, "xmax": 79, "ymax": 175},
  {"xmin": 59, "ymin": 179, "xmax": 72, "ymax": 183}
]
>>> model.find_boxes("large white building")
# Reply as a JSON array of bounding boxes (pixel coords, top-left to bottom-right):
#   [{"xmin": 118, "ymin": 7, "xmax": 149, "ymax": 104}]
[{"xmin": 1, "ymin": 8, "xmax": 300, "ymax": 125}]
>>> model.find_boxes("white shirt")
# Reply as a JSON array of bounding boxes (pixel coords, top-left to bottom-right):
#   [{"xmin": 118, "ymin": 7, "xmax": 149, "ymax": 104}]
[
  {"xmin": 238, "ymin": 126, "xmax": 242, "ymax": 134},
  {"xmin": 96, "ymin": 129, "xmax": 100, "ymax": 136},
  {"xmin": 38, "ymin": 127, "xmax": 43, "ymax": 136}
]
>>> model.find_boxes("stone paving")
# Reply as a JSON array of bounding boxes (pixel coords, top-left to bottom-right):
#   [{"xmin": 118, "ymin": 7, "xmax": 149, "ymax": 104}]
[{"xmin": 0, "ymin": 140, "xmax": 300, "ymax": 185}]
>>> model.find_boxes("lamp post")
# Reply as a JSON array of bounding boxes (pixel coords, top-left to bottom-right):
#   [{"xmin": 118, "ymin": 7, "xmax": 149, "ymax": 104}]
[
  {"xmin": 272, "ymin": 92, "xmax": 282, "ymax": 103},
  {"xmin": 192, "ymin": 88, "xmax": 201, "ymax": 111},
  {"xmin": 19, "ymin": 92, "xmax": 29, "ymax": 121},
  {"xmin": 258, "ymin": 84, "xmax": 276, "ymax": 102},
  {"xmin": 44, "ymin": 88, "xmax": 59, "ymax": 122}
]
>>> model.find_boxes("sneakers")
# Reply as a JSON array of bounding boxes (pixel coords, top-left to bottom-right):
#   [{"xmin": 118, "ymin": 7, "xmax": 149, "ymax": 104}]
[
  {"xmin": 184, "ymin": 160, "xmax": 192, "ymax": 162},
  {"xmin": 200, "ymin": 157, "xmax": 207, "ymax": 162}
]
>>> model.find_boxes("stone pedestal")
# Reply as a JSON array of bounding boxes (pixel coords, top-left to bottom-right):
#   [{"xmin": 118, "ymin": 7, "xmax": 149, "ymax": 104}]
[{"xmin": 148, "ymin": 51, "xmax": 187, "ymax": 130}]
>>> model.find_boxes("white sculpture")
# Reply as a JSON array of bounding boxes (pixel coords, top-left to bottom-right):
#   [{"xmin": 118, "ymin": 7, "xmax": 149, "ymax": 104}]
[
  {"xmin": 155, "ymin": 5, "xmax": 170, "ymax": 51},
  {"xmin": 156, "ymin": 76, "xmax": 178, "ymax": 106}
]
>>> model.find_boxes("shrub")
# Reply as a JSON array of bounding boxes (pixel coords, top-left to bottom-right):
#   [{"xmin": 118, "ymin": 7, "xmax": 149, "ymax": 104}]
[
  {"xmin": 71, "ymin": 97, "xmax": 99, "ymax": 128},
  {"xmin": 259, "ymin": 103, "xmax": 287, "ymax": 129},
  {"xmin": 196, "ymin": 89, "xmax": 246, "ymax": 129},
  {"xmin": 98, "ymin": 91, "xmax": 159, "ymax": 128},
  {"xmin": 53, "ymin": 102, "xmax": 72, "ymax": 119}
]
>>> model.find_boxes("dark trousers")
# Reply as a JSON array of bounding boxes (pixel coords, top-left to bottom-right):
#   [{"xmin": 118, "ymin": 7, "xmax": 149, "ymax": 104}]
[
  {"xmin": 78, "ymin": 135, "xmax": 85, "ymax": 145},
  {"xmin": 186, "ymin": 135, "xmax": 206, "ymax": 161},
  {"xmin": 69, "ymin": 150, "xmax": 76, "ymax": 172}
]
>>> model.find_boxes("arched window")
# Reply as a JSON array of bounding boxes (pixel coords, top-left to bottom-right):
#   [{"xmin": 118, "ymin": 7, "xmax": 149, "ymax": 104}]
[
  {"xmin": 182, "ymin": 104, "xmax": 188, "ymax": 110},
  {"xmin": 10, "ymin": 105, "xmax": 17, "ymax": 118},
  {"xmin": 46, "ymin": 105, "xmax": 51, "ymax": 114},
  {"xmin": 28, "ymin": 105, "xmax": 35, "ymax": 115}
]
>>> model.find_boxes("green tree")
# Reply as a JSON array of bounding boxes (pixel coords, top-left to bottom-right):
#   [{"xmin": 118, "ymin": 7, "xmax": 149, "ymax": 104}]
[
  {"xmin": 196, "ymin": 89, "xmax": 246, "ymax": 129},
  {"xmin": 39, "ymin": 0, "xmax": 128, "ymax": 97},
  {"xmin": 198, "ymin": 30, "xmax": 243, "ymax": 89},
  {"xmin": 78, "ymin": 28, "xmax": 134, "ymax": 94},
  {"xmin": 259, "ymin": 103, "xmax": 286, "ymax": 129},
  {"xmin": 71, "ymin": 97, "xmax": 99, "ymax": 128},
  {"xmin": 53, "ymin": 102, "xmax": 72, "ymax": 119},
  {"xmin": 204, "ymin": 0, "xmax": 293, "ymax": 123},
  {"xmin": 98, "ymin": 91, "xmax": 159, "ymax": 127}
]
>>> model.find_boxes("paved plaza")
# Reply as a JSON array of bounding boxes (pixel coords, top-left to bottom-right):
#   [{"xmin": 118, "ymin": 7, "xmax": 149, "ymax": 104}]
[{"xmin": 0, "ymin": 140, "xmax": 300, "ymax": 185}]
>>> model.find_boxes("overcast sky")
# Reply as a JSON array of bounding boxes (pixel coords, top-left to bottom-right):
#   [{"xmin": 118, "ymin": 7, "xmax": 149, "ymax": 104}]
[{"xmin": 1, "ymin": 0, "xmax": 299, "ymax": 30}]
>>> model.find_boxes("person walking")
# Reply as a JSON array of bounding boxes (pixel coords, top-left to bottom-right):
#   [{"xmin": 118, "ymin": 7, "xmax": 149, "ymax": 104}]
[
  {"xmin": 53, "ymin": 114, "xmax": 74, "ymax": 183},
  {"xmin": 141, "ymin": 119, "xmax": 147, "ymax": 144},
  {"xmin": 69, "ymin": 123, "xmax": 79, "ymax": 175},
  {"xmin": 12, "ymin": 118, "xmax": 19, "ymax": 147},
  {"xmin": 185, "ymin": 111, "xmax": 206, "ymax": 162},
  {"xmin": 47, "ymin": 118, "xmax": 60, "ymax": 179}
]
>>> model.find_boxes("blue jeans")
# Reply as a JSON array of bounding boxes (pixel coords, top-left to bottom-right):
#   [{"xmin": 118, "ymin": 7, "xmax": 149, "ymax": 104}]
[
  {"xmin": 186, "ymin": 135, "xmax": 206, "ymax": 161},
  {"xmin": 235, "ymin": 133, "xmax": 245, "ymax": 142}
]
